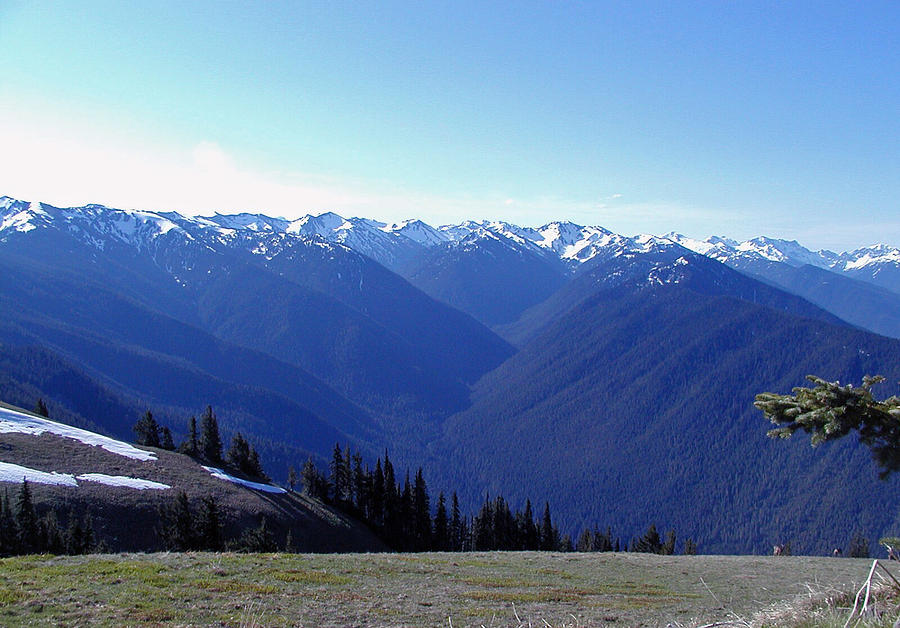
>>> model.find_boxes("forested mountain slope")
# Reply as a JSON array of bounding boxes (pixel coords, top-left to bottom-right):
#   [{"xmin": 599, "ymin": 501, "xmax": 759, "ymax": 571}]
[
  {"xmin": 499, "ymin": 240, "xmax": 847, "ymax": 346},
  {"xmin": 435, "ymin": 260, "xmax": 900, "ymax": 554}
]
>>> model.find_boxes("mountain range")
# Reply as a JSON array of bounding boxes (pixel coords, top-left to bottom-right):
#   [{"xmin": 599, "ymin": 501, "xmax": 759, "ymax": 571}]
[{"xmin": 3, "ymin": 195, "xmax": 900, "ymax": 554}]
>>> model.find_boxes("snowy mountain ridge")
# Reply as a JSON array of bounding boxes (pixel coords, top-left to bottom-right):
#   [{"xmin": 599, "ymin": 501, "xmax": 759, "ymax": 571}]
[
  {"xmin": 664, "ymin": 232, "xmax": 900, "ymax": 273},
  {"xmin": 2, "ymin": 195, "xmax": 899, "ymax": 288}
]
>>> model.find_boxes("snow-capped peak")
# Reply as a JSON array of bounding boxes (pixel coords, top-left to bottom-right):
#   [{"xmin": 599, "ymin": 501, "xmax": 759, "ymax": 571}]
[
  {"xmin": 662, "ymin": 233, "xmax": 722, "ymax": 256},
  {"xmin": 383, "ymin": 219, "xmax": 448, "ymax": 246},
  {"xmin": 0, "ymin": 198, "xmax": 43, "ymax": 235},
  {"xmin": 836, "ymin": 244, "xmax": 900, "ymax": 271},
  {"xmin": 662, "ymin": 233, "xmax": 840, "ymax": 270},
  {"xmin": 205, "ymin": 212, "xmax": 290, "ymax": 233},
  {"xmin": 731, "ymin": 237, "xmax": 821, "ymax": 267},
  {"xmin": 286, "ymin": 211, "xmax": 350, "ymax": 236}
]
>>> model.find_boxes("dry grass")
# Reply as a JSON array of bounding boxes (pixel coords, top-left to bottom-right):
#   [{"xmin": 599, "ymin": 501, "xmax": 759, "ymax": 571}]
[
  {"xmin": 747, "ymin": 564, "xmax": 900, "ymax": 628},
  {"xmin": 0, "ymin": 551, "xmax": 887, "ymax": 627}
]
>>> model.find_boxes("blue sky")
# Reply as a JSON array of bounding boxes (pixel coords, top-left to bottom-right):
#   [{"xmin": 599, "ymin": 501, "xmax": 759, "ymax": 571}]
[{"xmin": 1, "ymin": 1, "xmax": 897, "ymax": 251}]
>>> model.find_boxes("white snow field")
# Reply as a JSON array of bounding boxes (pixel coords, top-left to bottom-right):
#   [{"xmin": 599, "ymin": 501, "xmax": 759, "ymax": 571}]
[
  {"xmin": 0, "ymin": 405, "xmax": 156, "ymax": 461},
  {"xmin": 76, "ymin": 473, "xmax": 171, "ymax": 490},
  {"xmin": 202, "ymin": 466, "xmax": 286, "ymax": 493},
  {"xmin": 0, "ymin": 461, "xmax": 77, "ymax": 486},
  {"xmin": 0, "ymin": 462, "xmax": 171, "ymax": 490}
]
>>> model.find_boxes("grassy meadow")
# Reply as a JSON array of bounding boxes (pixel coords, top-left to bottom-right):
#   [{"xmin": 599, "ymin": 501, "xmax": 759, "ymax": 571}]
[{"xmin": 1, "ymin": 550, "xmax": 895, "ymax": 627}]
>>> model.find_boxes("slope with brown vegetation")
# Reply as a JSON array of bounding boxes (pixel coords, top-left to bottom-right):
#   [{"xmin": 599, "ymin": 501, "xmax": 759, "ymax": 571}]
[{"xmin": 0, "ymin": 402, "xmax": 384, "ymax": 553}]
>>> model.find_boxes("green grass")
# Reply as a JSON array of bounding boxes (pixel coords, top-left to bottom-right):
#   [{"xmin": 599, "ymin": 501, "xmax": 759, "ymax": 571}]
[{"xmin": 0, "ymin": 551, "xmax": 887, "ymax": 627}]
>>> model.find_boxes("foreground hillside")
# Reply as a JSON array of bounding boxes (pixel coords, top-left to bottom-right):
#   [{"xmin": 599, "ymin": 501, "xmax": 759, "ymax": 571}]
[
  {"xmin": 0, "ymin": 551, "xmax": 882, "ymax": 627},
  {"xmin": 0, "ymin": 402, "xmax": 383, "ymax": 553}
]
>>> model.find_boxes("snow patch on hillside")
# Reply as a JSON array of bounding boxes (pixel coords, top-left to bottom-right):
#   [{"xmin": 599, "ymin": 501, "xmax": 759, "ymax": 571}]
[
  {"xmin": 0, "ymin": 406, "xmax": 157, "ymax": 461},
  {"xmin": 0, "ymin": 462, "xmax": 171, "ymax": 490},
  {"xmin": 203, "ymin": 466, "xmax": 286, "ymax": 493},
  {"xmin": 0, "ymin": 461, "xmax": 77, "ymax": 486},
  {"xmin": 76, "ymin": 473, "xmax": 170, "ymax": 490}
]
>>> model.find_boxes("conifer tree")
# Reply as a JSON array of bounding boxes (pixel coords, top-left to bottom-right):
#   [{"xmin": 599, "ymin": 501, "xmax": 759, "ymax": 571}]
[
  {"xmin": 133, "ymin": 410, "xmax": 161, "ymax": 448},
  {"xmin": 633, "ymin": 524, "xmax": 663, "ymax": 553},
  {"xmin": 449, "ymin": 492, "xmax": 462, "ymax": 552},
  {"xmin": 287, "ymin": 465, "xmax": 298, "ymax": 493},
  {"xmin": 285, "ymin": 529, "xmax": 295, "ymax": 553},
  {"xmin": 352, "ymin": 452, "xmax": 368, "ymax": 517},
  {"xmin": 399, "ymin": 471, "xmax": 413, "ymax": 549},
  {"xmin": 33, "ymin": 398, "xmax": 49, "ymax": 418},
  {"xmin": 371, "ymin": 459, "xmax": 385, "ymax": 528},
  {"xmin": 81, "ymin": 514, "xmax": 95, "ymax": 553},
  {"xmin": 683, "ymin": 537, "xmax": 697, "ymax": 555},
  {"xmin": 848, "ymin": 532, "xmax": 870, "ymax": 558},
  {"xmin": 593, "ymin": 527, "xmax": 613, "ymax": 552},
  {"xmin": 520, "ymin": 498, "xmax": 538, "ymax": 550},
  {"xmin": 238, "ymin": 517, "xmax": 276, "ymax": 552},
  {"xmin": 227, "ymin": 432, "xmax": 251, "ymax": 472},
  {"xmin": 662, "ymin": 530, "xmax": 676, "ymax": 555},
  {"xmin": 157, "ymin": 491, "xmax": 196, "ymax": 551},
  {"xmin": 576, "ymin": 528, "xmax": 594, "ymax": 552},
  {"xmin": 330, "ymin": 443, "xmax": 350, "ymax": 505},
  {"xmin": 433, "ymin": 492, "xmax": 449, "ymax": 551},
  {"xmin": 343, "ymin": 446, "xmax": 354, "ymax": 505},
  {"xmin": 65, "ymin": 509, "xmax": 84, "ymax": 555},
  {"xmin": 474, "ymin": 497, "xmax": 494, "ymax": 550},
  {"xmin": 0, "ymin": 490, "xmax": 14, "ymax": 556},
  {"xmin": 179, "ymin": 416, "xmax": 199, "ymax": 456},
  {"xmin": 247, "ymin": 446, "xmax": 268, "ymax": 481},
  {"xmin": 301, "ymin": 457, "xmax": 322, "ymax": 497},
  {"xmin": 540, "ymin": 502, "xmax": 557, "ymax": 551},
  {"xmin": 40, "ymin": 510, "xmax": 64, "ymax": 554},
  {"xmin": 160, "ymin": 426, "xmax": 175, "ymax": 451},
  {"xmin": 462, "ymin": 514, "xmax": 472, "ymax": 551},
  {"xmin": 382, "ymin": 454, "xmax": 400, "ymax": 543},
  {"xmin": 198, "ymin": 496, "xmax": 223, "ymax": 551},
  {"xmin": 756, "ymin": 375, "xmax": 900, "ymax": 478},
  {"xmin": 492, "ymin": 496, "xmax": 516, "ymax": 550},
  {"xmin": 199, "ymin": 406, "xmax": 223, "ymax": 464},
  {"xmin": 15, "ymin": 480, "xmax": 38, "ymax": 554},
  {"xmin": 412, "ymin": 468, "xmax": 431, "ymax": 551}
]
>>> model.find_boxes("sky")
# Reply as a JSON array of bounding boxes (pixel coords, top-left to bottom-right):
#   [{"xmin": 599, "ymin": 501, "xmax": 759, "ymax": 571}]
[{"xmin": 0, "ymin": 2, "xmax": 898, "ymax": 252}]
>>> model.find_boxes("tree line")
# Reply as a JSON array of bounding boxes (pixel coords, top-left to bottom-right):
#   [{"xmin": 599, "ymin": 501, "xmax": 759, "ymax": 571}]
[
  {"xmin": 134, "ymin": 406, "xmax": 268, "ymax": 481},
  {"xmin": 296, "ymin": 443, "xmax": 699, "ymax": 555}
]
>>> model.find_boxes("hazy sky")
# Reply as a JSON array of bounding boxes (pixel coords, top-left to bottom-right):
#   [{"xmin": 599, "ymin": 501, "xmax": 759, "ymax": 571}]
[{"xmin": 1, "ymin": 2, "xmax": 898, "ymax": 251}]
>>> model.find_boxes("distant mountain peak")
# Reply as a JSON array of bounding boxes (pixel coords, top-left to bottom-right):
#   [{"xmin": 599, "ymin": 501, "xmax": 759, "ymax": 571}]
[
  {"xmin": 383, "ymin": 219, "xmax": 448, "ymax": 246},
  {"xmin": 287, "ymin": 211, "xmax": 349, "ymax": 235}
]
